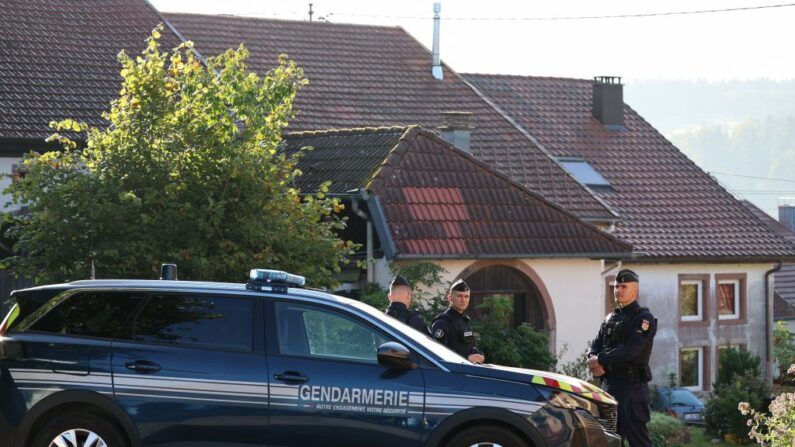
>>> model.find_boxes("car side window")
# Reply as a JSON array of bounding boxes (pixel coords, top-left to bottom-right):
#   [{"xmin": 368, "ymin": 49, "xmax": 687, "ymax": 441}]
[
  {"xmin": 275, "ymin": 302, "xmax": 389, "ymax": 363},
  {"xmin": 21, "ymin": 291, "xmax": 143, "ymax": 339},
  {"xmin": 130, "ymin": 294, "xmax": 254, "ymax": 352}
]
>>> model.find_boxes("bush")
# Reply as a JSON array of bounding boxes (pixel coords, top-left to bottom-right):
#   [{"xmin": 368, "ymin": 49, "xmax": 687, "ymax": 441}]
[
  {"xmin": 649, "ymin": 412, "xmax": 689, "ymax": 447},
  {"xmin": 358, "ymin": 282, "xmax": 388, "ymax": 310},
  {"xmin": 773, "ymin": 322, "xmax": 795, "ymax": 383},
  {"xmin": 716, "ymin": 348, "xmax": 761, "ymax": 388},
  {"xmin": 473, "ymin": 296, "xmax": 556, "ymax": 370},
  {"xmin": 705, "ymin": 370, "xmax": 771, "ymax": 440},
  {"xmin": 741, "ymin": 364, "xmax": 795, "ymax": 447}
]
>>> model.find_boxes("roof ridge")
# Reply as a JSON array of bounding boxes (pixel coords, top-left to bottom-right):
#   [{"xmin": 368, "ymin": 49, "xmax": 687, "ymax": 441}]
[
  {"xmin": 463, "ymin": 73, "xmax": 592, "ymax": 83},
  {"xmin": 285, "ymin": 125, "xmax": 415, "ymax": 138},
  {"xmin": 363, "ymin": 127, "xmax": 420, "ymax": 190},
  {"xmin": 162, "ymin": 12, "xmax": 401, "ymax": 30}
]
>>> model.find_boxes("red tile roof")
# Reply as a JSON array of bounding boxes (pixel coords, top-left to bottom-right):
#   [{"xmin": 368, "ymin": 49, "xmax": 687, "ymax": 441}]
[
  {"xmin": 162, "ymin": 13, "xmax": 616, "ymax": 221},
  {"xmin": 285, "ymin": 126, "xmax": 632, "ymax": 258},
  {"xmin": 463, "ymin": 75, "xmax": 795, "ymax": 260},
  {"xmin": 0, "ymin": 0, "xmax": 181, "ymax": 145}
]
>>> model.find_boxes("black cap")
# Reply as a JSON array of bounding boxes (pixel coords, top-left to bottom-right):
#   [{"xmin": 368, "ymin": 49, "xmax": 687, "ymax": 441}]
[
  {"xmin": 450, "ymin": 279, "xmax": 470, "ymax": 292},
  {"xmin": 612, "ymin": 269, "xmax": 639, "ymax": 284},
  {"xmin": 390, "ymin": 274, "xmax": 410, "ymax": 288}
]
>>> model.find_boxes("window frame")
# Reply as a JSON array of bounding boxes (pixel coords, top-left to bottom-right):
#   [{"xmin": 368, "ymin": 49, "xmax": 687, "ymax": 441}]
[
  {"xmin": 605, "ymin": 275, "xmax": 617, "ymax": 315},
  {"xmin": 678, "ymin": 274, "xmax": 710, "ymax": 327},
  {"xmin": 680, "ymin": 347, "xmax": 704, "ymax": 391},
  {"xmin": 715, "ymin": 273, "xmax": 747, "ymax": 325}
]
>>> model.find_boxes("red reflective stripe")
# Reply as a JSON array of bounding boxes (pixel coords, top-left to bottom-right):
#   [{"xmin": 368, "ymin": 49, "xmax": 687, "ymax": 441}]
[{"xmin": 543, "ymin": 378, "xmax": 560, "ymax": 389}]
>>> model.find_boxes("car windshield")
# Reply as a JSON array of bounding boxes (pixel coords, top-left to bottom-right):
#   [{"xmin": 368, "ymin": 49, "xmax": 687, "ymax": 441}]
[
  {"xmin": 664, "ymin": 389, "xmax": 703, "ymax": 406},
  {"xmin": 342, "ymin": 298, "xmax": 470, "ymax": 364}
]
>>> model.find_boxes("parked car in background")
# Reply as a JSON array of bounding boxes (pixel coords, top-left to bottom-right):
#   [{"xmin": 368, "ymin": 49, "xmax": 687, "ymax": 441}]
[{"xmin": 652, "ymin": 387, "xmax": 705, "ymax": 425}]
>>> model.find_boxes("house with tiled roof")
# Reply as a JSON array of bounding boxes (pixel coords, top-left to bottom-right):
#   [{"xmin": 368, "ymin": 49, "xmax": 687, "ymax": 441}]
[
  {"xmin": 284, "ymin": 126, "xmax": 631, "ymax": 354},
  {"xmin": 744, "ymin": 200, "xmax": 795, "ymax": 334},
  {"xmin": 0, "ymin": 0, "xmax": 182, "ymax": 309},
  {"xmin": 165, "ymin": 13, "xmax": 795, "ymax": 387}
]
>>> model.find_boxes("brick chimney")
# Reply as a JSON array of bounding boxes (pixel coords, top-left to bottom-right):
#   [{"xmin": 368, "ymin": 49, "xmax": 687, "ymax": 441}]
[
  {"xmin": 438, "ymin": 111, "xmax": 473, "ymax": 152},
  {"xmin": 780, "ymin": 201, "xmax": 795, "ymax": 232},
  {"xmin": 593, "ymin": 76, "xmax": 624, "ymax": 128}
]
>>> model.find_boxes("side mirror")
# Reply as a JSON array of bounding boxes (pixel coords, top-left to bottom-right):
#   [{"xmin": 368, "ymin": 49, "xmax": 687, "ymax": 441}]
[{"xmin": 377, "ymin": 342, "xmax": 418, "ymax": 370}]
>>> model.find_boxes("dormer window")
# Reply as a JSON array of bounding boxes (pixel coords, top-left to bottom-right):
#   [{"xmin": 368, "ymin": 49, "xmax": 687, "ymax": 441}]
[{"xmin": 558, "ymin": 158, "xmax": 612, "ymax": 190}]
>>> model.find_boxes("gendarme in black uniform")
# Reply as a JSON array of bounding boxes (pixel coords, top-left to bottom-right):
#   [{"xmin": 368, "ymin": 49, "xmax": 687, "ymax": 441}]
[
  {"xmin": 386, "ymin": 301, "xmax": 430, "ymax": 336},
  {"xmin": 432, "ymin": 280, "xmax": 482, "ymax": 359},
  {"xmin": 384, "ymin": 275, "xmax": 431, "ymax": 336},
  {"xmin": 589, "ymin": 269, "xmax": 657, "ymax": 447}
]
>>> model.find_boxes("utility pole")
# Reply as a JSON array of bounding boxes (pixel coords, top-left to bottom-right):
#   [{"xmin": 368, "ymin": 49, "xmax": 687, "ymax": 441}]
[{"xmin": 308, "ymin": 3, "xmax": 314, "ymax": 22}]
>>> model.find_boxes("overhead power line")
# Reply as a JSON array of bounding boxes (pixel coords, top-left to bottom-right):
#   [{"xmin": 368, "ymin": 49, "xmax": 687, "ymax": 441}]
[
  {"xmin": 328, "ymin": 2, "xmax": 795, "ymax": 22},
  {"xmin": 710, "ymin": 171, "xmax": 795, "ymax": 183}
]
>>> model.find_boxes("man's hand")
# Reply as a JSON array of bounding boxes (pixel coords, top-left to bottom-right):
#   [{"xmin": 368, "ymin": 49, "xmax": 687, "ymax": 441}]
[
  {"xmin": 587, "ymin": 355, "xmax": 605, "ymax": 377},
  {"xmin": 468, "ymin": 353, "xmax": 485, "ymax": 364}
]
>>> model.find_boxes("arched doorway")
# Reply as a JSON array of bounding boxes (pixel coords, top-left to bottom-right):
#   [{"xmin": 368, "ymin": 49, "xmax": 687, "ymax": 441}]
[{"xmin": 465, "ymin": 265, "xmax": 547, "ymax": 332}]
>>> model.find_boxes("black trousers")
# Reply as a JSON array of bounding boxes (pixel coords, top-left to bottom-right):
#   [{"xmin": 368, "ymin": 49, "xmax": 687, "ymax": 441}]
[{"xmin": 605, "ymin": 380, "xmax": 652, "ymax": 447}]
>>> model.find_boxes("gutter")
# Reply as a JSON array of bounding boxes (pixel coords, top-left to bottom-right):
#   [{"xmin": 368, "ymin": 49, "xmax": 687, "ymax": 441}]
[{"xmin": 765, "ymin": 261, "xmax": 782, "ymax": 381}]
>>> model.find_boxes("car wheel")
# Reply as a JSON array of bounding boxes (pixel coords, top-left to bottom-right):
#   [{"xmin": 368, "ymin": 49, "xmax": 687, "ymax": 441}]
[
  {"xmin": 32, "ymin": 413, "xmax": 127, "ymax": 447},
  {"xmin": 445, "ymin": 425, "xmax": 528, "ymax": 447}
]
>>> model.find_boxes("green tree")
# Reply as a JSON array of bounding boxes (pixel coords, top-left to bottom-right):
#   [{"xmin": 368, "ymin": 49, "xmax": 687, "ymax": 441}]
[
  {"xmin": 2, "ymin": 26, "xmax": 353, "ymax": 287},
  {"xmin": 474, "ymin": 296, "xmax": 556, "ymax": 370},
  {"xmin": 773, "ymin": 321, "xmax": 795, "ymax": 383}
]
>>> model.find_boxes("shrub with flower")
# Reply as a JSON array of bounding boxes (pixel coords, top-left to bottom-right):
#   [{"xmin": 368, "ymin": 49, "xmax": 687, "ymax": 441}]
[{"xmin": 740, "ymin": 364, "xmax": 795, "ymax": 447}]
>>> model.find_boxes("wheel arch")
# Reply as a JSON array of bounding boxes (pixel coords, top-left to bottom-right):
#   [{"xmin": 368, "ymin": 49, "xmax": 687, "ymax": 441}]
[
  {"xmin": 16, "ymin": 390, "xmax": 140, "ymax": 447},
  {"xmin": 423, "ymin": 407, "xmax": 546, "ymax": 447}
]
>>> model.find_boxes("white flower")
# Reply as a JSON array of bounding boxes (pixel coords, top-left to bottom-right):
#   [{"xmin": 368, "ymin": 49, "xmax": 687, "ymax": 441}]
[{"xmin": 738, "ymin": 402, "xmax": 750, "ymax": 415}]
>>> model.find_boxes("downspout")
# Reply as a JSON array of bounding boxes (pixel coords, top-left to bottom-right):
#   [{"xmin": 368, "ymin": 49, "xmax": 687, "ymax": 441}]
[
  {"xmin": 350, "ymin": 191, "xmax": 374, "ymax": 284},
  {"xmin": 765, "ymin": 261, "xmax": 782, "ymax": 381}
]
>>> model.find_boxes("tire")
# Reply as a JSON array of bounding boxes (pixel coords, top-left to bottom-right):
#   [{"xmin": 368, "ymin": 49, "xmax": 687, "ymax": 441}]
[
  {"xmin": 32, "ymin": 413, "xmax": 127, "ymax": 447},
  {"xmin": 445, "ymin": 425, "xmax": 528, "ymax": 447}
]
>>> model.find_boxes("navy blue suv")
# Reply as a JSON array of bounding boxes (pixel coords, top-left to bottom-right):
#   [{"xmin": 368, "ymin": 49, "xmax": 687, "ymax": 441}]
[{"xmin": 0, "ymin": 268, "xmax": 619, "ymax": 447}]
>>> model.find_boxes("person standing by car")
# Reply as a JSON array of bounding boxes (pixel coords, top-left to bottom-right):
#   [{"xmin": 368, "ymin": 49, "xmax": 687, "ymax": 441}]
[
  {"xmin": 432, "ymin": 279, "xmax": 486, "ymax": 364},
  {"xmin": 385, "ymin": 274, "xmax": 431, "ymax": 336},
  {"xmin": 587, "ymin": 269, "xmax": 657, "ymax": 447}
]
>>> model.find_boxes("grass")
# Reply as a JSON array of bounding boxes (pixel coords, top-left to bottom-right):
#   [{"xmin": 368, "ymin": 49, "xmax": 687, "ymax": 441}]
[{"xmin": 685, "ymin": 426, "xmax": 724, "ymax": 447}]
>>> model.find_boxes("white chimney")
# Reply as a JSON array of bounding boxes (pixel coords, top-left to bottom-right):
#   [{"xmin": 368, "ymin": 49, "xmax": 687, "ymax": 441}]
[{"xmin": 432, "ymin": 3, "xmax": 443, "ymax": 80}]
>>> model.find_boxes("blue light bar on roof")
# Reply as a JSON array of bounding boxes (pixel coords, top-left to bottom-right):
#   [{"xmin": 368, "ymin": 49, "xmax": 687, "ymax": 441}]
[{"xmin": 249, "ymin": 269, "xmax": 306, "ymax": 287}]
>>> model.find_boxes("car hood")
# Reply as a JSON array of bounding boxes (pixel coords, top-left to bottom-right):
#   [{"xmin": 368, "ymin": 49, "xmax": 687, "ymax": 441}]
[{"xmin": 459, "ymin": 363, "xmax": 617, "ymax": 405}]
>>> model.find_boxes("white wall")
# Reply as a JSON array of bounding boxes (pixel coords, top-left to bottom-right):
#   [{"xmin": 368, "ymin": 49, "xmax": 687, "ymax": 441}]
[
  {"xmin": 623, "ymin": 263, "xmax": 774, "ymax": 390},
  {"xmin": 390, "ymin": 258, "xmax": 606, "ymax": 366}
]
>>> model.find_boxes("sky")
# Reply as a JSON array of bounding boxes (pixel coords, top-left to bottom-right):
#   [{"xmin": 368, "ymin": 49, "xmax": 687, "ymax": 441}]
[{"xmin": 150, "ymin": 0, "xmax": 795, "ymax": 82}]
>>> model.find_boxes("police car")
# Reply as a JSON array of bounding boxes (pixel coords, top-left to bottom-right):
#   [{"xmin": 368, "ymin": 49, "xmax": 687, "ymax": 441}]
[{"xmin": 0, "ymin": 266, "xmax": 620, "ymax": 447}]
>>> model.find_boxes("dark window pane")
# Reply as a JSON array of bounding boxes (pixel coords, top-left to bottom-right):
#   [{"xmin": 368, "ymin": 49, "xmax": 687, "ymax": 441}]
[
  {"xmin": 133, "ymin": 295, "xmax": 253, "ymax": 351},
  {"xmin": 680, "ymin": 349, "xmax": 700, "ymax": 387},
  {"xmin": 26, "ymin": 292, "xmax": 142, "ymax": 338},
  {"xmin": 679, "ymin": 283, "xmax": 699, "ymax": 318}
]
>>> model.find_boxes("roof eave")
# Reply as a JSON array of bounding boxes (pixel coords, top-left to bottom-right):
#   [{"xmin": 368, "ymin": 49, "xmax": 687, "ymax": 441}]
[{"xmin": 393, "ymin": 252, "xmax": 635, "ymax": 261}]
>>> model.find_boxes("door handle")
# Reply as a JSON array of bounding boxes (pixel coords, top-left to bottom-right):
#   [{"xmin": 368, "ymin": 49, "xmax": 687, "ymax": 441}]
[
  {"xmin": 125, "ymin": 360, "xmax": 161, "ymax": 373},
  {"xmin": 274, "ymin": 371, "xmax": 310, "ymax": 384}
]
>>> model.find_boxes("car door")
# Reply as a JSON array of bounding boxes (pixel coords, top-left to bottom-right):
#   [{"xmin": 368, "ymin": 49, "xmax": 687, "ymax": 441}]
[
  {"xmin": 110, "ymin": 292, "xmax": 269, "ymax": 446},
  {"xmin": 265, "ymin": 300, "xmax": 425, "ymax": 447}
]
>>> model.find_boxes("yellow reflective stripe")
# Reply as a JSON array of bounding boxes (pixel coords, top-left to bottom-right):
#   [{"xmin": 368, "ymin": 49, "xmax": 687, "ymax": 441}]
[
  {"xmin": 557, "ymin": 382, "xmax": 573, "ymax": 392},
  {"xmin": 0, "ymin": 303, "xmax": 20, "ymax": 335}
]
